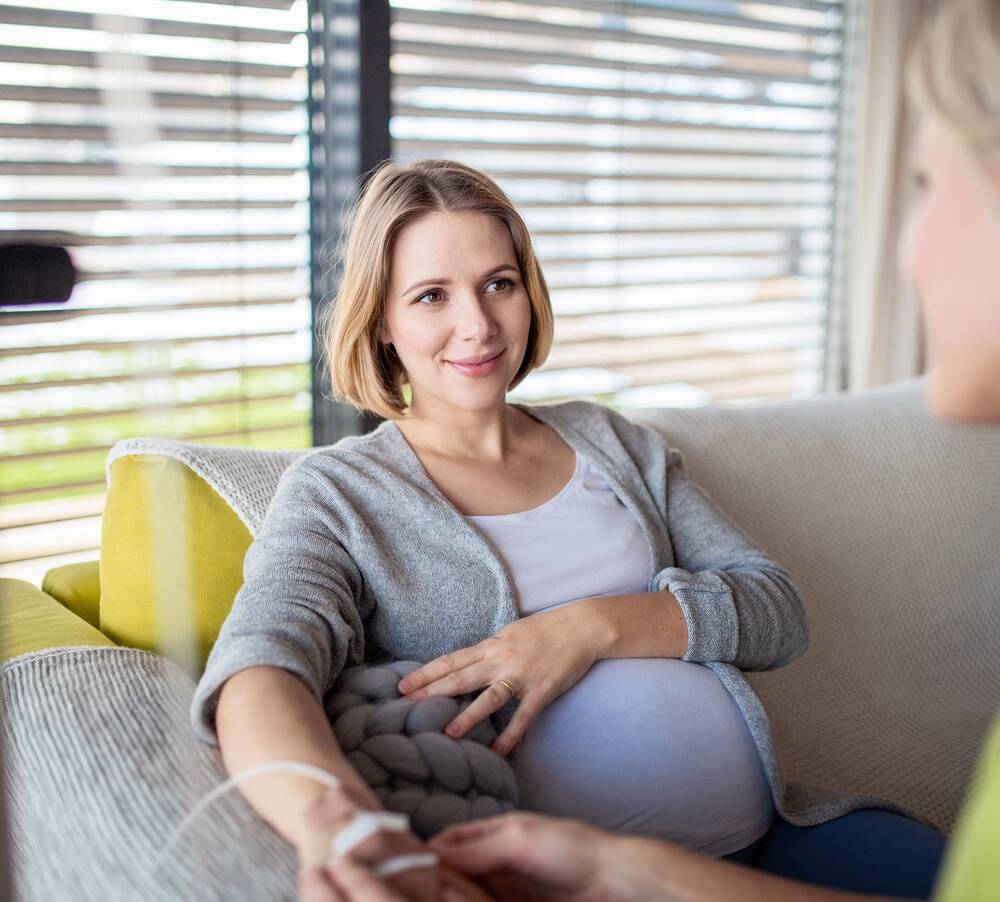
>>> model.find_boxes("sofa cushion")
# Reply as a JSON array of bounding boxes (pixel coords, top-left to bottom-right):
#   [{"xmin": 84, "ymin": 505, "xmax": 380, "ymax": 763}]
[
  {"xmin": 625, "ymin": 376, "xmax": 1000, "ymax": 834},
  {"xmin": 100, "ymin": 445, "xmax": 299, "ymax": 669},
  {"xmin": 41, "ymin": 560, "xmax": 101, "ymax": 628}
]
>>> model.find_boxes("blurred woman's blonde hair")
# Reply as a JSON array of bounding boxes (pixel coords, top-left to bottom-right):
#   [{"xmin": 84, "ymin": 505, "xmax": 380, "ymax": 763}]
[
  {"xmin": 317, "ymin": 159, "xmax": 554, "ymax": 421},
  {"xmin": 906, "ymin": 0, "xmax": 1000, "ymax": 157}
]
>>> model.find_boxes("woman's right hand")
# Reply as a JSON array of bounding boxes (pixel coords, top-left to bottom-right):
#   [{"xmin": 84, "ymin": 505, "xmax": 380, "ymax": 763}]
[
  {"xmin": 296, "ymin": 780, "xmax": 375, "ymax": 869},
  {"xmin": 296, "ymin": 783, "xmax": 441, "ymax": 902}
]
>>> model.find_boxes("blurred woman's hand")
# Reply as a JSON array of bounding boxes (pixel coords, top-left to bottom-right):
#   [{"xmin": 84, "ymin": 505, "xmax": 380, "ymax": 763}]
[
  {"xmin": 299, "ymin": 857, "xmax": 497, "ymax": 902},
  {"xmin": 430, "ymin": 811, "xmax": 634, "ymax": 902}
]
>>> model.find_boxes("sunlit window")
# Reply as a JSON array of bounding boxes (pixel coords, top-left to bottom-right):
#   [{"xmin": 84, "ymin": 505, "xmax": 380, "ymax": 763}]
[
  {"xmin": 0, "ymin": 0, "xmax": 311, "ymax": 583},
  {"xmin": 389, "ymin": 0, "xmax": 846, "ymax": 408}
]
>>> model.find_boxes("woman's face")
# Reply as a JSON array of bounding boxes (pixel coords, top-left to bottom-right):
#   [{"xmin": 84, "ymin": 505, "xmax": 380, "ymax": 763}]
[
  {"xmin": 898, "ymin": 113, "xmax": 1000, "ymax": 422},
  {"xmin": 380, "ymin": 210, "xmax": 533, "ymax": 417}
]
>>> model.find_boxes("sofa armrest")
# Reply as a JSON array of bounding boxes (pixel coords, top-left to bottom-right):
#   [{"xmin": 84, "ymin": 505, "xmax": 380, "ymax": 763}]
[
  {"xmin": 0, "ymin": 578, "xmax": 115, "ymax": 663},
  {"xmin": 41, "ymin": 560, "xmax": 100, "ymax": 629}
]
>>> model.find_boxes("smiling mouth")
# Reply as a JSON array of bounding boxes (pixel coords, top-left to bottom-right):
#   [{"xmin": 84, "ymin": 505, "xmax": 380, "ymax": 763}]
[
  {"xmin": 444, "ymin": 349, "xmax": 508, "ymax": 377},
  {"xmin": 447, "ymin": 350, "xmax": 504, "ymax": 366}
]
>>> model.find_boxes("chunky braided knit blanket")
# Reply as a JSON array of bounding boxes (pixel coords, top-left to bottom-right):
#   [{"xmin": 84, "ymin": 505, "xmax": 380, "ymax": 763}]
[{"xmin": 327, "ymin": 661, "xmax": 518, "ymax": 837}]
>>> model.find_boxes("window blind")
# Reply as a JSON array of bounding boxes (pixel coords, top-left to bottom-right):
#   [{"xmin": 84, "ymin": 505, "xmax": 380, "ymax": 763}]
[
  {"xmin": 388, "ymin": 0, "xmax": 848, "ymax": 409},
  {"xmin": 0, "ymin": 0, "xmax": 310, "ymax": 583}
]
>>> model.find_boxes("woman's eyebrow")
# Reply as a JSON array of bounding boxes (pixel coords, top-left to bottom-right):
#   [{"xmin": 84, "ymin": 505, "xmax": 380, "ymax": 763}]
[{"xmin": 400, "ymin": 264, "xmax": 518, "ymax": 297}]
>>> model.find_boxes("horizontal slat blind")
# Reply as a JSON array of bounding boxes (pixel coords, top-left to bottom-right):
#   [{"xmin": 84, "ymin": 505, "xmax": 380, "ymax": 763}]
[
  {"xmin": 389, "ymin": 0, "xmax": 845, "ymax": 408},
  {"xmin": 0, "ymin": 0, "xmax": 310, "ymax": 584}
]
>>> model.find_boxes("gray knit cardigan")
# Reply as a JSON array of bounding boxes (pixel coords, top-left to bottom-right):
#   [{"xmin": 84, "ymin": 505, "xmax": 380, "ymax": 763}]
[{"xmin": 191, "ymin": 399, "xmax": 898, "ymax": 826}]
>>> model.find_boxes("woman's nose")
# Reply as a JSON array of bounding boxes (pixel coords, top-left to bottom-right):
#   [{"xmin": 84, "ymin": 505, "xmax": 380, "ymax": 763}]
[{"xmin": 452, "ymin": 291, "xmax": 496, "ymax": 339}]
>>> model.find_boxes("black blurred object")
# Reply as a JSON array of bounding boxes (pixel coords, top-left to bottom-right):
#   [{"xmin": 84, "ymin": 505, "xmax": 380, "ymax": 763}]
[
  {"xmin": 0, "ymin": 242, "xmax": 77, "ymax": 306},
  {"xmin": 0, "ymin": 235, "xmax": 75, "ymax": 901}
]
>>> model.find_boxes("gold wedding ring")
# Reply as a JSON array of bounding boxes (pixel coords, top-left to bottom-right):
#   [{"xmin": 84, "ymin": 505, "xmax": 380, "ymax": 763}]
[{"xmin": 494, "ymin": 678, "xmax": 518, "ymax": 699}]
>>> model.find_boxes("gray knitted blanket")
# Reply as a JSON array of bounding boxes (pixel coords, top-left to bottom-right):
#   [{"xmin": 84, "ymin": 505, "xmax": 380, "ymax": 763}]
[{"xmin": 328, "ymin": 661, "xmax": 517, "ymax": 837}]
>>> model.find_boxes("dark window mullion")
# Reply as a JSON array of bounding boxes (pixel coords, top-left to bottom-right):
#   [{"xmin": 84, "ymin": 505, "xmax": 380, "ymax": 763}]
[{"xmin": 308, "ymin": 0, "xmax": 390, "ymax": 446}]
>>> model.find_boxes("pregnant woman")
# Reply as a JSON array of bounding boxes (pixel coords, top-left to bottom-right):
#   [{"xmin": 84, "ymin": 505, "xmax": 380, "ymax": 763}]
[
  {"xmin": 406, "ymin": 446, "xmax": 774, "ymax": 856},
  {"xmin": 190, "ymin": 157, "xmax": 807, "ymax": 896}
]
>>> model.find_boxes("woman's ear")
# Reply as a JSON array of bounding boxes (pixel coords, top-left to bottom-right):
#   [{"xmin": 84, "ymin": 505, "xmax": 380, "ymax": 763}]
[{"xmin": 376, "ymin": 318, "xmax": 391, "ymax": 346}]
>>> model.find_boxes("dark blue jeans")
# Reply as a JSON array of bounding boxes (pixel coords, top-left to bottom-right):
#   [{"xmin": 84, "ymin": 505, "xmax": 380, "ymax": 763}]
[{"xmin": 724, "ymin": 809, "xmax": 947, "ymax": 900}]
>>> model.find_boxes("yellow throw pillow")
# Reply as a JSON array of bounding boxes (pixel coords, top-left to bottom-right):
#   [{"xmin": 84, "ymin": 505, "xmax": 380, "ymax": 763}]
[
  {"xmin": 99, "ymin": 454, "xmax": 253, "ymax": 673},
  {"xmin": 42, "ymin": 560, "xmax": 101, "ymax": 629}
]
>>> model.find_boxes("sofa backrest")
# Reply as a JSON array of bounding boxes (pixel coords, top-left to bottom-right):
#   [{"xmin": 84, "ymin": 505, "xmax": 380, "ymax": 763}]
[
  {"xmin": 101, "ymin": 377, "xmax": 1000, "ymax": 833},
  {"xmin": 626, "ymin": 376, "xmax": 1000, "ymax": 833}
]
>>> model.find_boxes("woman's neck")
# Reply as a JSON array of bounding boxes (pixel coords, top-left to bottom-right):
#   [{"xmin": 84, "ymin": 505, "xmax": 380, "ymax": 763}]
[{"xmin": 396, "ymin": 401, "xmax": 532, "ymax": 464}]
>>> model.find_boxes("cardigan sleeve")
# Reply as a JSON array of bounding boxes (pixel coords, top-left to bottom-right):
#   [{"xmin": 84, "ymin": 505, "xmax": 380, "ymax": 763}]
[
  {"xmin": 190, "ymin": 456, "xmax": 369, "ymax": 746},
  {"xmin": 651, "ymin": 450, "xmax": 809, "ymax": 671}
]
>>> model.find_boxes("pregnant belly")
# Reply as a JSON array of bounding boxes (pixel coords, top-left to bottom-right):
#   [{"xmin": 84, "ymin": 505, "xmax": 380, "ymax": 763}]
[{"xmin": 512, "ymin": 658, "xmax": 774, "ymax": 857}]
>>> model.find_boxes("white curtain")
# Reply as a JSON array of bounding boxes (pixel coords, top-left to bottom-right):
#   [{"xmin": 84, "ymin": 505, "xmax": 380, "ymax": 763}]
[{"xmin": 828, "ymin": 0, "xmax": 938, "ymax": 393}]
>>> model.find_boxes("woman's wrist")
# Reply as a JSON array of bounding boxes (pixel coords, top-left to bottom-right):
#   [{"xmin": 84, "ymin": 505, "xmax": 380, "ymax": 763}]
[
  {"xmin": 604, "ymin": 834, "xmax": 684, "ymax": 901},
  {"xmin": 294, "ymin": 780, "xmax": 385, "ymax": 867},
  {"xmin": 580, "ymin": 592, "xmax": 689, "ymax": 661},
  {"xmin": 574, "ymin": 596, "xmax": 623, "ymax": 663},
  {"xmin": 296, "ymin": 807, "xmax": 352, "ymax": 868},
  {"xmin": 567, "ymin": 831, "xmax": 674, "ymax": 902}
]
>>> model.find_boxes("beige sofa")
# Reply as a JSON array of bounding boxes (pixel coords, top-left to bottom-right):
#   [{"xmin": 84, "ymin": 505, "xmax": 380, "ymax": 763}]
[{"xmin": 3, "ymin": 376, "xmax": 999, "ymax": 900}]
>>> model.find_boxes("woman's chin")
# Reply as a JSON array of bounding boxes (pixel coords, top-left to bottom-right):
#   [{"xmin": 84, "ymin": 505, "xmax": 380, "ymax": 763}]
[
  {"xmin": 925, "ymin": 369, "xmax": 1000, "ymax": 425},
  {"xmin": 441, "ymin": 372, "xmax": 516, "ymax": 404}
]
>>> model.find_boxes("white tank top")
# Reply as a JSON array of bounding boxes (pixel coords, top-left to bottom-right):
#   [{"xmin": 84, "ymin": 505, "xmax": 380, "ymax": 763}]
[
  {"xmin": 465, "ymin": 450, "xmax": 774, "ymax": 856},
  {"xmin": 467, "ymin": 449, "xmax": 652, "ymax": 615}
]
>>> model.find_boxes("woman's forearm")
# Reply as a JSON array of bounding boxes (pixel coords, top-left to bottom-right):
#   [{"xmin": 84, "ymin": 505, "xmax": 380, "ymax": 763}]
[
  {"xmin": 214, "ymin": 665, "xmax": 381, "ymax": 865},
  {"xmin": 580, "ymin": 591, "xmax": 689, "ymax": 660}
]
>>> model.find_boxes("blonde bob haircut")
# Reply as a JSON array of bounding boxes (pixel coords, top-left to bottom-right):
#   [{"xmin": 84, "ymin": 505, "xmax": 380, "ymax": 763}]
[
  {"xmin": 905, "ymin": 0, "xmax": 1000, "ymax": 158},
  {"xmin": 318, "ymin": 159, "xmax": 555, "ymax": 421}
]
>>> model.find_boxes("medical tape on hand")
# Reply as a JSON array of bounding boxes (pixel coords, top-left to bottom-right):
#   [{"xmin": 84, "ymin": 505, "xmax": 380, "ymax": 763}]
[
  {"xmin": 331, "ymin": 810, "xmax": 410, "ymax": 857},
  {"xmin": 373, "ymin": 853, "xmax": 440, "ymax": 879},
  {"xmin": 331, "ymin": 809, "xmax": 439, "ymax": 879}
]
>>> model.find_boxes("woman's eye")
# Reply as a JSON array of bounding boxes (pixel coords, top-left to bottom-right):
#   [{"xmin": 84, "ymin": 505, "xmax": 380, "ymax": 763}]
[
  {"xmin": 415, "ymin": 290, "xmax": 442, "ymax": 305},
  {"xmin": 486, "ymin": 277, "xmax": 513, "ymax": 293}
]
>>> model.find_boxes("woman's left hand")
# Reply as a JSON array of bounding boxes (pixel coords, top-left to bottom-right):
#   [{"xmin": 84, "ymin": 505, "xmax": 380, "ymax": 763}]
[{"xmin": 396, "ymin": 600, "xmax": 610, "ymax": 756}]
